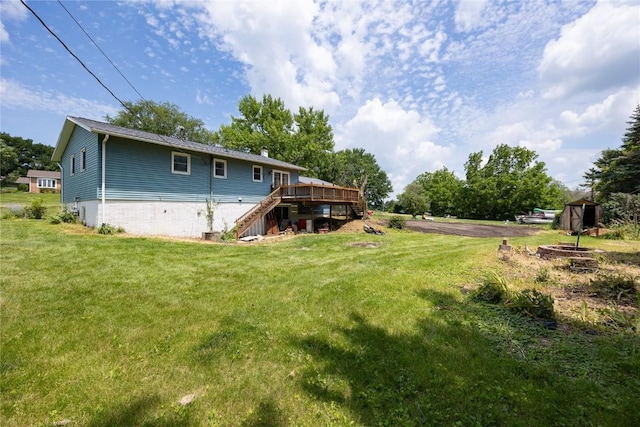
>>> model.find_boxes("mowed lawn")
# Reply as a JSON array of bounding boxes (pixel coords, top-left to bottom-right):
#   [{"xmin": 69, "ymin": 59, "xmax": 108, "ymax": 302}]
[{"xmin": 1, "ymin": 216, "xmax": 639, "ymax": 426}]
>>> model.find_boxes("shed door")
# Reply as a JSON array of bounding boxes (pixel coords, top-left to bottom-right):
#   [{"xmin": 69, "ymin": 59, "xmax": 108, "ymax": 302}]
[{"xmin": 569, "ymin": 205, "xmax": 583, "ymax": 232}]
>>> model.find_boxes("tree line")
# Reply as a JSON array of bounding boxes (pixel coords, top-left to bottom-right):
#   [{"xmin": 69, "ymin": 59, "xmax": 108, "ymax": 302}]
[
  {"xmin": 395, "ymin": 144, "xmax": 567, "ymax": 220},
  {"xmin": 2, "ymin": 98, "xmax": 638, "ymax": 224}
]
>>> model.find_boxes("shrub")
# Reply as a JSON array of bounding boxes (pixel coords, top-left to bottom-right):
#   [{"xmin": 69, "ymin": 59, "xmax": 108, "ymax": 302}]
[
  {"xmin": 2, "ymin": 205, "xmax": 25, "ymax": 219},
  {"xmin": 506, "ymin": 289, "xmax": 555, "ymax": 320},
  {"xmin": 49, "ymin": 208, "xmax": 77, "ymax": 224},
  {"xmin": 470, "ymin": 273, "xmax": 509, "ymax": 304},
  {"xmin": 24, "ymin": 199, "xmax": 47, "ymax": 219},
  {"xmin": 534, "ymin": 268, "xmax": 551, "ymax": 284},
  {"xmin": 97, "ymin": 223, "xmax": 125, "ymax": 235},
  {"xmin": 388, "ymin": 216, "xmax": 406, "ymax": 230},
  {"xmin": 590, "ymin": 274, "xmax": 638, "ymax": 303},
  {"xmin": 469, "ymin": 274, "xmax": 555, "ymax": 320},
  {"xmin": 220, "ymin": 223, "xmax": 237, "ymax": 242}
]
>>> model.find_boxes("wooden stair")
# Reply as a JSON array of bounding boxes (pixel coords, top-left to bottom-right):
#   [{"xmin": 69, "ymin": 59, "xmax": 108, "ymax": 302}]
[
  {"xmin": 235, "ymin": 188, "xmax": 282, "ymax": 238},
  {"xmin": 351, "ymin": 200, "xmax": 366, "ymax": 218}
]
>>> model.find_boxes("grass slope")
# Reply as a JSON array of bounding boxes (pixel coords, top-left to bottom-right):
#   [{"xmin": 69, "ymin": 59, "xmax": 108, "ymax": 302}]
[{"xmin": 1, "ymin": 218, "xmax": 639, "ymax": 426}]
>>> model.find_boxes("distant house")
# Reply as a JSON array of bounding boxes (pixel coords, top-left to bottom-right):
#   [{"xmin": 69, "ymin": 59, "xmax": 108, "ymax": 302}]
[
  {"xmin": 558, "ymin": 199, "xmax": 604, "ymax": 233},
  {"xmin": 51, "ymin": 116, "xmax": 363, "ymax": 238},
  {"xmin": 19, "ymin": 170, "xmax": 61, "ymax": 193}
]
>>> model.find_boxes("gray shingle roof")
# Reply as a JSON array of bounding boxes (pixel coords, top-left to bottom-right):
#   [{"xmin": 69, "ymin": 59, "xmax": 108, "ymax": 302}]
[
  {"xmin": 53, "ymin": 116, "xmax": 306, "ymax": 171},
  {"xmin": 26, "ymin": 169, "xmax": 61, "ymax": 179}
]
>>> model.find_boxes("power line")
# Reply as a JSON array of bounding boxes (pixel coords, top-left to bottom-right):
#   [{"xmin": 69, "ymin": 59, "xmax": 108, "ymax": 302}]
[
  {"xmin": 20, "ymin": 0, "xmax": 187, "ymax": 152},
  {"xmin": 57, "ymin": 0, "xmax": 146, "ymax": 102},
  {"xmin": 19, "ymin": 0, "xmax": 129, "ymax": 111}
]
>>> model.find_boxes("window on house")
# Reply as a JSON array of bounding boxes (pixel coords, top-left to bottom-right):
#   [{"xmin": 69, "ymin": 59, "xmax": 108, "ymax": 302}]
[
  {"xmin": 80, "ymin": 148, "xmax": 87, "ymax": 172},
  {"xmin": 214, "ymin": 159, "xmax": 227, "ymax": 178},
  {"xmin": 273, "ymin": 170, "xmax": 290, "ymax": 187},
  {"xmin": 172, "ymin": 152, "xmax": 190, "ymax": 175},
  {"xmin": 70, "ymin": 155, "xmax": 75, "ymax": 176},
  {"xmin": 37, "ymin": 178, "xmax": 57, "ymax": 189},
  {"xmin": 253, "ymin": 165, "xmax": 263, "ymax": 182}
]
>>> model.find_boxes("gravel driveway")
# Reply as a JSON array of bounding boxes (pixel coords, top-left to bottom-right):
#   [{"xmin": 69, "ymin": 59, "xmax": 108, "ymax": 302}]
[{"xmin": 404, "ymin": 220, "xmax": 542, "ymax": 238}]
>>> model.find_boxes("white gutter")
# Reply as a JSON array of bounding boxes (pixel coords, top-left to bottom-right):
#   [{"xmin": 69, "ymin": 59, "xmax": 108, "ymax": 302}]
[
  {"xmin": 101, "ymin": 134, "xmax": 109, "ymax": 224},
  {"xmin": 57, "ymin": 162, "xmax": 64, "ymax": 208}
]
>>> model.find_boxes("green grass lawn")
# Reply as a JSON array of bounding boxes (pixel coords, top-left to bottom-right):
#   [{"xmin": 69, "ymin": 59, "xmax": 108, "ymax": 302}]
[
  {"xmin": 0, "ymin": 191, "xmax": 60, "ymax": 217},
  {"xmin": 1, "ymin": 217, "xmax": 639, "ymax": 426}
]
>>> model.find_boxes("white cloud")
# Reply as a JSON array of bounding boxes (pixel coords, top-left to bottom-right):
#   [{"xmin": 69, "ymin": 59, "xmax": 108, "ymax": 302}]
[
  {"xmin": 518, "ymin": 138, "xmax": 563, "ymax": 152},
  {"xmin": 196, "ymin": 89, "xmax": 213, "ymax": 105},
  {"xmin": 0, "ymin": 0, "xmax": 28, "ymax": 43},
  {"xmin": 190, "ymin": 0, "xmax": 342, "ymax": 112},
  {"xmin": 336, "ymin": 98, "xmax": 450, "ymax": 195},
  {"xmin": 539, "ymin": 0, "xmax": 640, "ymax": 99},
  {"xmin": 0, "ymin": 78, "xmax": 117, "ymax": 118},
  {"xmin": 454, "ymin": 0, "xmax": 490, "ymax": 32}
]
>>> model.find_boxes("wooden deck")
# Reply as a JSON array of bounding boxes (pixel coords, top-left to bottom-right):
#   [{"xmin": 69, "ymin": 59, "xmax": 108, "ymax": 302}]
[
  {"xmin": 279, "ymin": 183, "xmax": 361, "ymax": 204},
  {"xmin": 234, "ymin": 183, "xmax": 364, "ymax": 238}
]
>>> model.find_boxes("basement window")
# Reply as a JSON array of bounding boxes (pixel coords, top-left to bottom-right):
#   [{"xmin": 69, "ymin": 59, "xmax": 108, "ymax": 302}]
[{"xmin": 172, "ymin": 152, "xmax": 190, "ymax": 175}]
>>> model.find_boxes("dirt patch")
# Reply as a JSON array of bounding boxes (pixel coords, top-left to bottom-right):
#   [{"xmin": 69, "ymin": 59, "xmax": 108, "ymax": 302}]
[
  {"xmin": 334, "ymin": 219, "xmax": 387, "ymax": 234},
  {"xmin": 350, "ymin": 242, "xmax": 381, "ymax": 248},
  {"xmin": 404, "ymin": 220, "xmax": 542, "ymax": 238}
]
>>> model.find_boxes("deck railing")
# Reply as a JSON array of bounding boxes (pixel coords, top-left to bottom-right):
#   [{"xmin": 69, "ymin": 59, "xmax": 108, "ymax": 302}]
[
  {"xmin": 279, "ymin": 183, "xmax": 360, "ymax": 203},
  {"xmin": 234, "ymin": 183, "xmax": 364, "ymax": 238}
]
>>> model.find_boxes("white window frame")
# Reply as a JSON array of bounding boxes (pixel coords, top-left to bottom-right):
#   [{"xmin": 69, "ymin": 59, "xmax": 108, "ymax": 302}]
[
  {"xmin": 80, "ymin": 148, "xmax": 87, "ymax": 172},
  {"xmin": 172, "ymin": 152, "xmax": 191, "ymax": 175},
  {"xmin": 70, "ymin": 154, "xmax": 75, "ymax": 176},
  {"xmin": 214, "ymin": 159, "xmax": 227, "ymax": 178},
  {"xmin": 37, "ymin": 178, "xmax": 57, "ymax": 189},
  {"xmin": 252, "ymin": 165, "xmax": 263, "ymax": 182},
  {"xmin": 272, "ymin": 170, "xmax": 290, "ymax": 187}
]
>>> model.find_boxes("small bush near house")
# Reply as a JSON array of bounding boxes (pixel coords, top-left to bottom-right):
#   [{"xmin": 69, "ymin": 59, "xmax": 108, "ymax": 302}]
[
  {"xmin": 24, "ymin": 199, "xmax": 46, "ymax": 219},
  {"xmin": 388, "ymin": 215, "xmax": 406, "ymax": 230},
  {"xmin": 220, "ymin": 223, "xmax": 238, "ymax": 242},
  {"xmin": 97, "ymin": 223, "xmax": 125, "ymax": 235},
  {"xmin": 49, "ymin": 208, "xmax": 77, "ymax": 224}
]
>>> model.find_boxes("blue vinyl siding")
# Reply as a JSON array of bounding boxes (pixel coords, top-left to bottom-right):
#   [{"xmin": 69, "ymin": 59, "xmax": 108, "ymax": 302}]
[
  {"xmin": 104, "ymin": 137, "xmax": 210, "ymax": 200},
  {"xmin": 213, "ymin": 158, "xmax": 273, "ymax": 202},
  {"xmin": 60, "ymin": 124, "xmax": 300, "ymax": 203},
  {"xmin": 61, "ymin": 127, "xmax": 99, "ymax": 203}
]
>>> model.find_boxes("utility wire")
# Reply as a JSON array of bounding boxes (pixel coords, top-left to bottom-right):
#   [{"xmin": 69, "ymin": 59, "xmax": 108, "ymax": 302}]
[
  {"xmin": 19, "ymin": 0, "xmax": 129, "ymax": 111},
  {"xmin": 57, "ymin": 0, "xmax": 146, "ymax": 102},
  {"xmin": 20, "ymin": 0, "xmax": 188, "ymax": 152}
]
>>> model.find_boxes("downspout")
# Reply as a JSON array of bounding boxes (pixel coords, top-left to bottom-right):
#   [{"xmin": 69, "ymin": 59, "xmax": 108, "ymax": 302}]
[
  {"xmin": 102, "ymin": 134, "xmax": 109, "ymax": 225},
  {"xmin": 57, "ymin": 162, "xmax": 64, "ymax": 208}
]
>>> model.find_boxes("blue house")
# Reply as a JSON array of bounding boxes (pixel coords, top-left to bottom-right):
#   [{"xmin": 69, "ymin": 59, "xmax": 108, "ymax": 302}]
[{"xmin": 52, "ymin": 116, "xmax": 363, "ymax": 238}]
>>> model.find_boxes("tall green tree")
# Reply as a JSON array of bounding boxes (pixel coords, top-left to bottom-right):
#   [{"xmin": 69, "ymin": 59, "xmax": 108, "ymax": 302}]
[
  {"xmin": 217, "ymin": 94, "xmax": 294, "ymax": 155},
  {"xmin": 217, "ymin": 95, "xmax": 334, "ymax": 176},
  {"xmin": 461, "ymin": 144, "xmax": 563, "ymax": 220},
  {"xmin": 105, "ymin": 100, "xmax": 217, "ymax": 144},
  {"xmin": 397, "ymin": 182, "xmax": 430, "ymax": 216},
  {"xmin": 320, "ymin": 148, "xmax": 393, "ymax": 210},
  {"xmin": 413, "ymin": 167, "xmax": 464, "ymax": 216},
  {"xmin": 590, "ymin": 105, "xmax": 640, "ymax": 199},
  {"xmin": 0, "ymin": 133, "xmax": 57, "ymax": 184}
]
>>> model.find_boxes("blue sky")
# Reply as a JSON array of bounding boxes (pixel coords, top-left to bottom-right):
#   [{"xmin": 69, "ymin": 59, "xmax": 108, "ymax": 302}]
[{"xmin": 1, "ymin": 0, "xmax": 639, "ymax": 197}]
